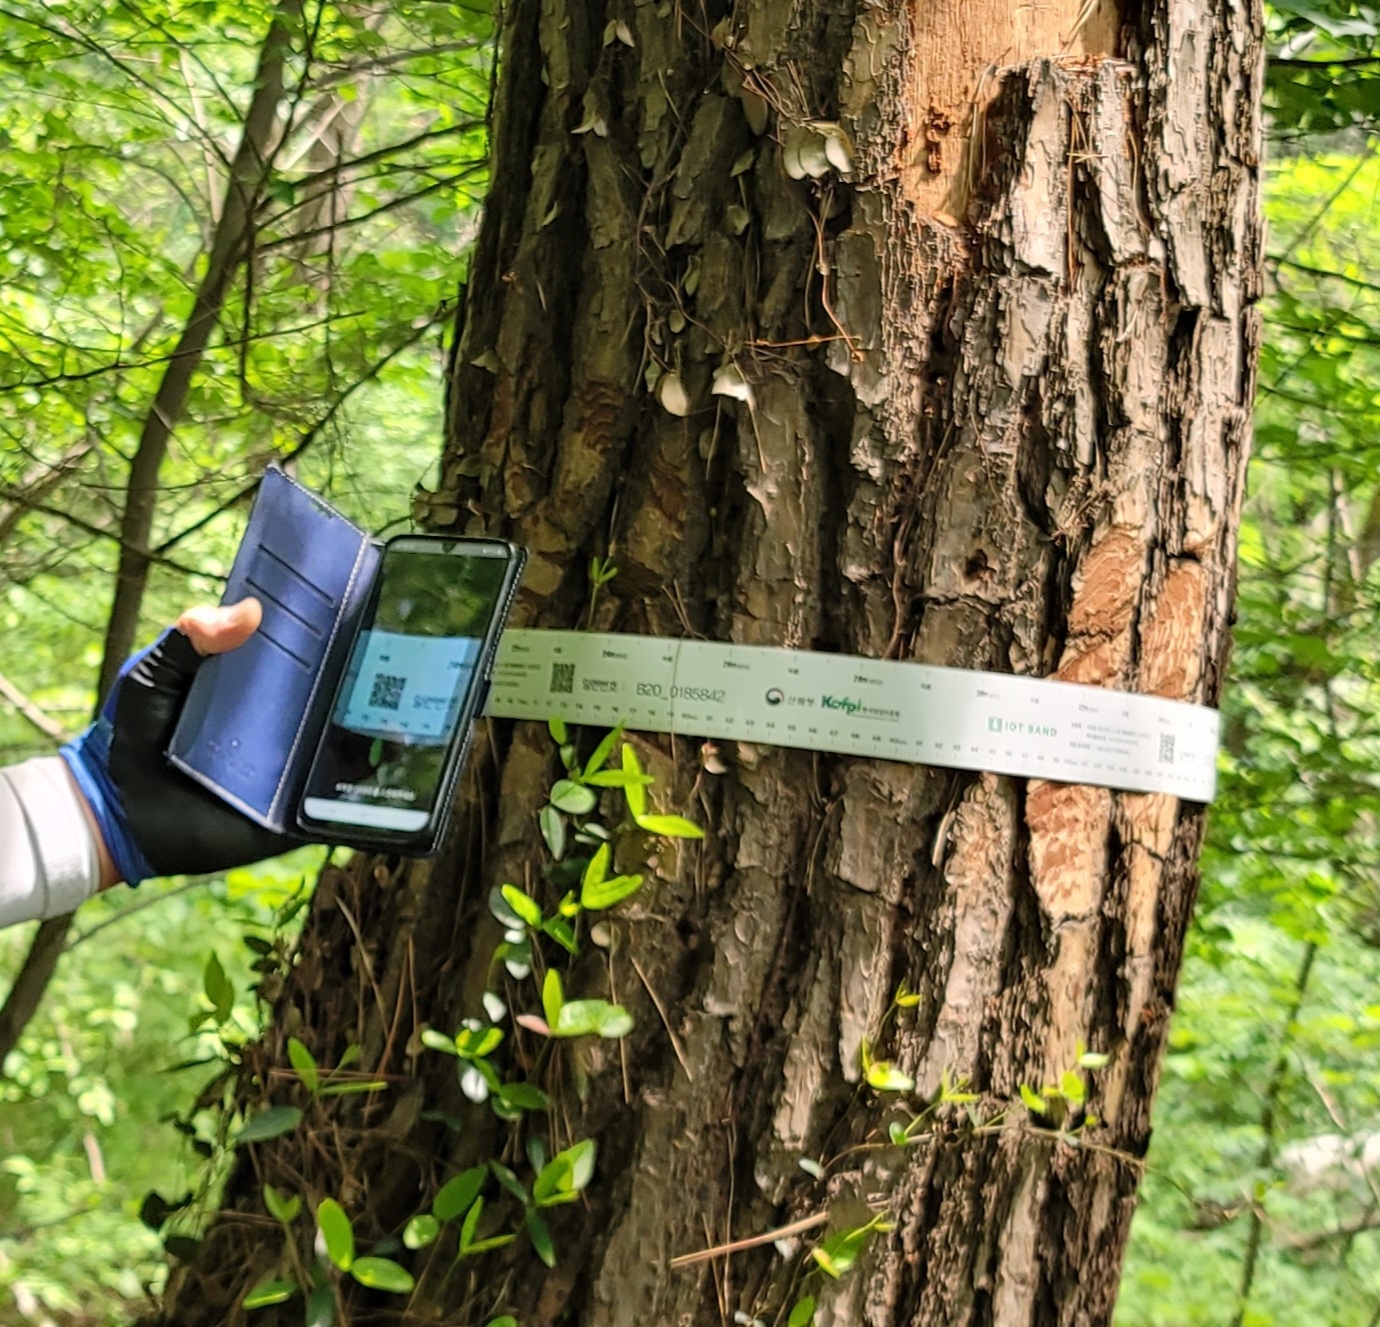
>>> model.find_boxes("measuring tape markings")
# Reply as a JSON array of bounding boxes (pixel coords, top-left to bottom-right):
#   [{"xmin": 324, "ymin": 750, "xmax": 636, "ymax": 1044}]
[{"xmin": 485, "ymin": 630, "xmax": 1220, "ymax": 802}]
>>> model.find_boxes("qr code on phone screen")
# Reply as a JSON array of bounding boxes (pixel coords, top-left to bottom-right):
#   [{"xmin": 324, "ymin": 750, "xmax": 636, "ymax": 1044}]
[
  {"xmin": 369, "ymin": 673, "xmax": 406, "ymax": 710},
  {"xmin": 551, "ymin": 662, "xmax": 575, "ymax": 694}
]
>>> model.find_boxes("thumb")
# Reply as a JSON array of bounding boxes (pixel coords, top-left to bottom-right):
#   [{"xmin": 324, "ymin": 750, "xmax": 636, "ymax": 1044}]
[{"xmin": 176, "ymin": 597, "xmax": 263, "ymax": 656}]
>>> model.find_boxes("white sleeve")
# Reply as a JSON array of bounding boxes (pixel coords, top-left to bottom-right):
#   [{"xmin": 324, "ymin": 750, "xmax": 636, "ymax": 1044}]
[{"xmin": 0, "ymin": 757, "xmax": 102, "ymax": 928}]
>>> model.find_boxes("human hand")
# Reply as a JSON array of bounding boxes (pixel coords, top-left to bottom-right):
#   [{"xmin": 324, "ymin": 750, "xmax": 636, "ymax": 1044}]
[{"xmin": 61, "ymin": 600, "xmax": 299, "ymax": 887}]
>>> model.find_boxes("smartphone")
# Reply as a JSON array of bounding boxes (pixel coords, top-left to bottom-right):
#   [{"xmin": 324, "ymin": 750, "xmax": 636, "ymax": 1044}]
[{"xmin": 297, "ymin": 534, "xmax": 526, "ymax": 853}]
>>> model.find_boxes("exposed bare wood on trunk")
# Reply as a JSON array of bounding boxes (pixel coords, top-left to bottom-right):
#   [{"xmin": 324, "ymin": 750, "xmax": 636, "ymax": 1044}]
[{"xmin": 151, "ymin": 2, "xmax": 1261, "ymax": 1325}]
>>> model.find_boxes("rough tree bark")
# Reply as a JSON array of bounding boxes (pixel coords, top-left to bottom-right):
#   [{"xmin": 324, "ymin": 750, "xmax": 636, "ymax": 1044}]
[{"xmin": 152, "ymin": 1, "xmax": 1261, "ymax": 1324}]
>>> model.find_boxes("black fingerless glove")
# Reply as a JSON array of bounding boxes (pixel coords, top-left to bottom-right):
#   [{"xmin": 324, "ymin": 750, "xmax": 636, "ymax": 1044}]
[{"xmin": 61, "ymin": 630, "xmax": 298, "ymax": 883}]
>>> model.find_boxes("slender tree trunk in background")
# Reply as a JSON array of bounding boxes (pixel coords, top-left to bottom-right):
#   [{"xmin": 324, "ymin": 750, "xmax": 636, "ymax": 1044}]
[
  {"xmin": 0, "ymin": 4, "xmax": 304, "ymax": 1078},
  {"xmin": 154, "ymin": 1, "xmax": 1261, "ymax": 1323}
]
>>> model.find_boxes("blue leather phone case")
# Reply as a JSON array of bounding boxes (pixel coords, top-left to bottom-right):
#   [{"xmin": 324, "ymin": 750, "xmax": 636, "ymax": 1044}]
[{"xmin": 168, "ymin": 466, "xmax": 380, "ymax": 834}]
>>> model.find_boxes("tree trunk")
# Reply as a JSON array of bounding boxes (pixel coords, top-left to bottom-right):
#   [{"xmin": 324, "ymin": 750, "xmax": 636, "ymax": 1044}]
[{"xmin": 152, "ymin": 1, "xmax": 1261, "ymax": 1324}]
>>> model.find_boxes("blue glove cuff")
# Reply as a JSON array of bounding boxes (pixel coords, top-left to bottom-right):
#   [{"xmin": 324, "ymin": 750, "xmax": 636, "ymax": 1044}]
[{"xmin": 58, "ymin": 640, "xmax": 168, "ymax": 888}]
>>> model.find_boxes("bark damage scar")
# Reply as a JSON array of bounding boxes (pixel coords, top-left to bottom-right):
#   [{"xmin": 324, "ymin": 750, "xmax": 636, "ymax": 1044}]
[
  {"xmin": 1026, "ymin": 780, "xmax": 1111, "ymax": 922},
  {"xmin": 1139, "ymin": 559, "xmax": 1207, "ymax": 700}
]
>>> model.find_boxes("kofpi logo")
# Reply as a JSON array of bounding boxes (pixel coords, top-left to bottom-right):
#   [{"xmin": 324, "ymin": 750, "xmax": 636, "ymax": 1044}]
[{"xmin": 821, "ymin": 695, "xmax": 861, "ymax": 714}]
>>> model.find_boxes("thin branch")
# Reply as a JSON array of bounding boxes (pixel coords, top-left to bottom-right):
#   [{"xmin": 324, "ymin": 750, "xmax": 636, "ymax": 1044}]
[
  {"xmin": 1272, "ymin": 255, "xmax": 1380, "ymax": 298},
  {"xmin": 256, "ymin": 169, "xmax": 483, "ymax": 253},
  {"xmin": 0, "ymin": 671, "xmax": 72, "ymax": 744},
  {"xmin": 670, "ymin": 1211, "xmax": 829, "ymax": 1268},
  {"xmin": 156, "ymin": 311, "xmax": 450, "ymax": 556},
  {"xmin": 66, "ymin": 878, "xmax": 205, "ymax": 951}
]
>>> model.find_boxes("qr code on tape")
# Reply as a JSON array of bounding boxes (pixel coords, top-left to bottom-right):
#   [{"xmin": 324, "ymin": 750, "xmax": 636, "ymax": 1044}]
[{"xmin": 369, "ymin": 672, "xmax": 406, "ymax": 711}]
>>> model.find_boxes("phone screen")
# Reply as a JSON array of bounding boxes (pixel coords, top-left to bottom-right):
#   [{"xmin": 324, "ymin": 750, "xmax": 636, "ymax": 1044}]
[{"xmin": 300, "ymin": 539, "xmax": 516, "ymax": 835}]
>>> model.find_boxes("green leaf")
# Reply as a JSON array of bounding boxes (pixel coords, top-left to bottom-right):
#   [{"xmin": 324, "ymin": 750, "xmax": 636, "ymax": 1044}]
[
  {"xmin": 351, "ymin": 1258, "xmax": 414, "ymax": 1294},
  {"xmin": 1077, "ymin": 1050, "xmax": 1110, "ymax": 1070},
  {"xmin": 583, "ymin": 726, "xmax": 624, "ymax": 778},
  {"xmin": 888, "ymin": 1121, "xmax": 908, "ymax": 1146},
  {"xmin": 582, "ymin": 871, "xmax": 644, "ymax": 911},
  {"xmin": 542, "ymin": 915, "xmax": 579, "ymax": 953},
  {"xmin": 459, "ymin": 1195, "xmax": 484, "ymax": 1251},
  {"xmin": 485, "ymin": 1318, "xmax": 519, "ymax": 1327},
  {"xmin": 287, "ymin": 1037, "xmax": 319, "ymax": 1094},
  {"xmin": 404, "ymin": 1214, "xmax": 440, "ymax": 1249},
  {"xmin": 433, "ymin": 1166, "xmax": 486, "ymax": 1222},
  {"xmin": 548, "ymin": 718, "xmax": 569, "ymax": 745},
  {"xmin": 810, "ymin": 1216, "xmax": 888, "ymax": 1279},
  {"xmin": 526, "ymin": 1208, "xmax": 557, "ymax": 1268},
  {"xmin": 634, "ymin": 813, "xmax": 704, "ymax": 839},
  {"xmin": 539, "ymin": 804, "xmax": 567, "ymax": 860},
  {"xmin": 421, "ymin": 1028, "xmax": 460, "ymax": 1056},
  {"xmin": 204, "ymin": 952, "xmax": 233, "ymax": 1023},
  {"xmin": 865, "ymin": 1061, "xmax": 915, "ymax": 1093},
  {"xmin": 621, "ymin": 744, "xmax": 648, "ymax": 820},
  {"xmin": 1020, "ymin": 1084, "xmax": 1048, "ymax": 1115},
  {"xmin": 552, "ymin": 999, "xmax": 634, "ymax": 1039},
  {"xmin": 551, "ymin": 779, "xmax": 597, "ymax": 815},
  {"xmin": 584, "ymin": 769, "xmax": 654, "ymax": 788},
  {"xmin": 263, "ymin": 1184, "xmax": 301, "ymax": 1227},
  {"xmin": 317, "ymin": 1198, "xmax": 355, "ymax": 1271},
  {"xmin": 542, "ymin": 968, "xmax": 565, "ymax": 1028},
  {"xmin": 529, "ymin": 1131, "xmax": 596, "ymax": 1202},
  {"xmin": 236, "ymin": 1105, "xmax": 303, "ymax": 1144},
  {"xmin": 581, "ymin": 842, "xmax": 612, "ymax": 898},
  {"xmin": 1058, "ymin": 1070, "xmax": 1086, "ymax": 1104},
  {"xmin": 489, "ymin": 1161, "xmax": 529, "ymax": 1204},
  {"xmin": 455, "ymin": 1025, "xmax": 504, "ymax": 1059},
  {"xmin": 306, "ymin": 1284, "xmax": 335, "ymax": 1327},
  {"xmin": 501, "ymin": 884, "xmax": 543, "ymax": 928},
  {"xmin": 788, "ymin": 1297, "xmax": 817, "ymax": 1327},
  {"xmin": 244, "ymin": 1279, "xmax": 298, "ymax": 1309},
  {"xmin": 497, "ymin": 1081, "xmax": 551, "ymax": 1112},
  {"xmin": 467, "ymin": 1234, "xmax": 518, "ymax": 1254},
  {"xmin": 316, "ymin": 1080, "xmax": 388, "ymax": 1097},
  {"xmin": 489, "ymin": 885, "xmax": 525, "ymax": 929}
]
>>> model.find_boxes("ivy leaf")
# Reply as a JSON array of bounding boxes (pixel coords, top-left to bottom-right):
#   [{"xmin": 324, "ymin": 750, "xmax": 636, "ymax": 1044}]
[
  {"xmin": 287, "ymin": 1037, "xmax": 319, "ymax": 1094},
  {"xmin": 433, "ymin": 1167, "xmax": 486, "ymax": 1222},
  {"xmin": 455, "ymin": 1025, "xmax": 504, "ymax": 1059},
  {"xmin": 582, "ymin": 725, "xmax": 623, "ymax": 778},
  {"xmin": 459, "ymin": 1195, "xmax": 484, "ymax": 1252},
  {"xmin": 316, "ymin": 1198, "xmax": 354, "ymax": 1271},
  {"xmin": 865, "ymin": 1061, "xmax": 915, "ymax": 1093},
  {"xmin": 542, "ymin": 968, "xmax": 565, "ymax": 1029},
  {"xmin": 244, "ymin": 1279, "xmax": 298, "ymax": 1309},
  {"xmin": 236, "ymin": 1105, "xmax": 302, "ymax": 1145},
  {"xmin": 488, "ymin": 885, "xmax": 525, "ymax": 929},
  {"xmin": 263, "ymin": 1184, "xmax": 301, "ymax": 1227},
  {"xmin": 539, "ymin": 804, "xmax": 567, "ymax": 859},
  {"xmin": 1020, "ymin": 1084, "xmax": 1048, "ymax": 1115},
  {"xmin": 550, "ymin": 779, "xmax": 597, "ymax": 815},
  {"xmin": 634, "ymin": 813, "xmax": 704, "ymax": 839},
  {"xmin": 788, "ymin": 1297, "xmax": 817, "ymax": 1327},
  {"xmin": 501, "ymin": 884, "xmax": 542, "ymax": 928},
  {"xmin": 534, "ymin": 1138, "xmax": 597, "ymax": 1207},
  {"xmin": 552, "ymin": 999, "xmax": 633, "ymax": 1039},
  {"xmin": 404, "ymin": 1214, "xmax": 439, "ymax": 1249},
  {"xmin": 497, "ymin": 1081, "xmax": 550, "ymax": 1112},
  {"xmin": 350, "ymin": 1258, "xmax": 414, "ymax": 1293},
  {"xmin": 584, "ymin": 769, "xmax": 653, "ymax": 788},
  {"xmin": 582, "ymin": 871, "xmax": 644, "ymax": 911},
  {"xmin": 204, "ymin": 952, "xmax": 233, "ymax": 1023},
  {"xmin": 581, "ymin": 842, "xmax": 611, "ymax": 899},
  {"xmin": 489, "ymin": 1160, "xmax": 529, "ymax": 1204},
  {"xmin": 548, "ymin": 718, "xmax": 569, "ymax": 745},
  {"xmin": 421, "ymin": 1028, "xmax": 460, "ymax": 1056},
  {"xmin": 621, "ymin": 744, "xmax": 648, "ymax": 820},
  {"xmin": 526, "ymin": 1207, "xmax": 557, "ymax": 1268}
]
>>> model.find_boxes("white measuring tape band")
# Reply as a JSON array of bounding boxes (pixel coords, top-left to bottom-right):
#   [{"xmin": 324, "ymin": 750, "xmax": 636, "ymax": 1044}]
[{"xmin": 485, "ymin": 630, "xmax": 1220, "ymax": 802}]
